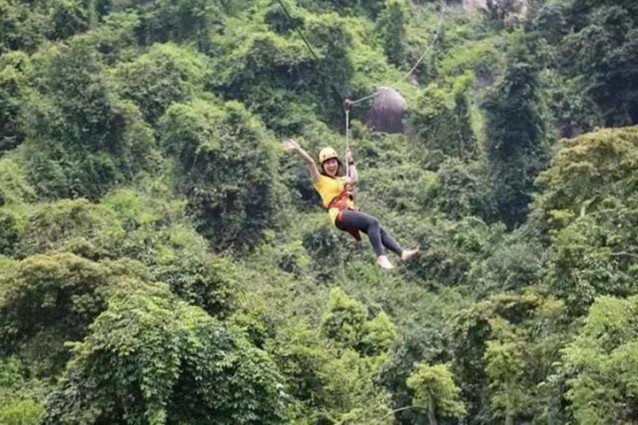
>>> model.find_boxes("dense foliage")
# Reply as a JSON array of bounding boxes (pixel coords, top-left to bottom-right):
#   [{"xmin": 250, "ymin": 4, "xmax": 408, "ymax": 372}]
[{"xmin": 1, "ymin": 0, "xmax": 638, "ymax": 423}]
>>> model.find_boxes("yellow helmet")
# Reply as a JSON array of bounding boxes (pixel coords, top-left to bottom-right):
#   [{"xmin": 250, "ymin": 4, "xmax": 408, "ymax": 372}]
[{"xmin": 319, "ymin": 147, "xmax": 339, "ymax": 164}]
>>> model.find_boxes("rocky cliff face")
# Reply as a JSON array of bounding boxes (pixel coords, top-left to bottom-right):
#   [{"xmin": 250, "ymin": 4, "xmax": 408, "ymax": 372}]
[
  {"xmin": 461, "ymin": 0, "xmax": 487, "ymax": 10},
  {"xmin": 458, "ymin": 0, "xmax": 528, "ymax": 24}
]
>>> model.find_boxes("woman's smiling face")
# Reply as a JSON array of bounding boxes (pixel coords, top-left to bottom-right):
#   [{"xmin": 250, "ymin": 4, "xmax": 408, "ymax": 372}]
[{"xmin": 322, "ymin": 158, "xmax": 339, "ymax": 177}]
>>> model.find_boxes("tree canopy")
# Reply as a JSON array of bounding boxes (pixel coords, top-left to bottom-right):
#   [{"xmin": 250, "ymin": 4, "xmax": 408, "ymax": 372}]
[{"xmin": 1, "ymin": 0, "xmax": 637, "ymax": 423}]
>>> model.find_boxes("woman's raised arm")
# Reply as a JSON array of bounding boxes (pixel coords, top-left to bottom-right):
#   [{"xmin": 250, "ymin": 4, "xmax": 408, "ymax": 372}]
[{"xmin": 283, "ymin": 138, "xmax": 321, "ymax": 184}]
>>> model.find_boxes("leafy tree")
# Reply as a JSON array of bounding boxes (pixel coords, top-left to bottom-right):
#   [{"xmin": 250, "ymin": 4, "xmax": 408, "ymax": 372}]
[
  {"xmin": 267, "ymin": 322, "xmax": 330, "ymax": 416},
  {"xmin": 0, "ymin": 253, "xmax": 144, "ymax": 376},
  {"xmin": 531, "ymin": 3, "xmax": 568, "ymax": 46},
  {"xmin": 268, "ymin": 317, "xmax": 394, "ymax": 424},
  {"xmin": 150, "ymin": 238, "xmax": 239, "ymax": 317},
  {"xmin": 0, "ymin": 0, "xmax": 46, "ymax": 53},
  {"xmin": 321, "ymin": 287, "xmax": 397, "ymax": 357},
  {"xmin": 322, "ymin": 287, "xmax": 368, "ymax": 349},
  {"xmin": 406, "ymin": 363, "xmax": 466, "ymax": 425},
  {"xmin": 159, "ymin": 100, "xmax": 278, "ymax": 251},
  {"xmin": 16, "ymin": 199, "xmax": 116, "ymax": 257},
  {"xmin": 298, "ymin": 0, "xmax": 386, "ymax": 19},
  {"xmin": 569, "ymin": 0, "xmax": 638, "ymax": 18},
  {"xmin": 429, "ymin": 158, "xmax": 488, "ymax": 220},
  {"xmin": 410, "ymin": 216, "xmax": 503, "ymax": 287},
  {"xmin": 0, "ymin": 399, "xmax": 43, "ymax": 425},
  {"xmin": 263, "ymin": 0, "xmax": 305, "ymax": 34},
  {"xmin": 482, "ymin": 40, "xmax": 546, "ymax": 228},
  {"xmin": 468, "ymin": 228, "xmax": 545, "ymax": 296},
  {"xmin": 360, "ymin": 310, "xmax": 396, "ymax": 356},
  {"xmin": 0, "ymin": 357, "xmax": 44, "ymax": 425},
  {"xmin": 0, "ymin": 156, "xmax": 35, "ymax": 206},
  {"xmin": 378, "ymin": 0, "xmax": 408, "ymax": 68},
  {"xmin": 100, "ymin": 189, "xmax": 239, "ymax": 316},
  {"xmin": 75, "ymin": 12, "xmax": 142, "ymax": 65},
  {"xmin": 9, "ymin": 191, "xmax": 239, "ymax": 316},
  {"xmin": 139, "ymin": 0, "xmax": 225, "ymax": 50},
  {"xmin": 47, "ymin": 0, "xmax": 97, "ymax": 41},
  {"xmin": 481, "ymin": 0, "xmax": 527, "ymax": 28},
  {"xmin": 317, "ymin": 348, "xmax": 394, "ymax": 424},
  {"xmin": 451, "ymin": 292, "xmax": 566, "ymax": 423},
  {"xmin": 533, "ymin": 126, "xmax": 638, "ymax": 313},
  {"xmin": 545, "ymin": 209, "xmax": 638, "ymax": 315},
  {"xmin": 45, "ymin": 285, "xmax": 290, "ymax": 424},
  {"xmin": 408, "ymin": 80, "xmax": 478, "ymax": 167},
  {"xmin": 409, "ymin": 85, "xmax": 463, "ymax": 166},
  {"xmin": 114, "ymin": 43, "xmax": 209, "ymax": 124},
  {"xmin": 484, "ymin": 318, "xmax": 527, "ymax": 425},
  {"xmin": 4, "ymin": 1, "xmax": 638, "ymax": 423},
  {"xmin": 561, "ymin": 5, "xmax": 638, "ymax": 126},
  {"xmin": 23, "ymin": 41, "xmax": 158, "ymax": 199},
  {"xmin": 538, "ymin": 68, "xmax": 602, "ymax": 138},
  {"xmin": 373, "ymin": 284, "xmax": 471, "ymax": 425},
  {"xmin": 210, "ymin": 11, "xmax": 353, "ymax": 128},
  {"xmin": 0, "ymin": 52, "xmax": 30, "ymax": 154},
  {"xmin": 452, "ymin": 75, "xmax": 478, "ymax": 160},
  {"xmin": 0, "ymin": 210, "xmax": 20, "ymax": 256},
  {"xmin": 562, "ymin": 295, "xmax": 638, "ymax": 424},
  {"xmin": 534, "ymin": 126, "xmax": 638, "ymax": 231}
]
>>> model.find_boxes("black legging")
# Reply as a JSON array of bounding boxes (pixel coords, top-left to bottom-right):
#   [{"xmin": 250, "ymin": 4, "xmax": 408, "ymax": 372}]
[{"xmin": 336, "ymin": 209, "xmax": 403, "ymax": 257}]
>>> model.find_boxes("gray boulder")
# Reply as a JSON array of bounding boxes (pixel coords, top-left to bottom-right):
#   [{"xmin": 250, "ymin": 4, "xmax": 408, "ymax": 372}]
[{"xmin": 364, "ymin": 87, "xmax": 406, "ymax": 134}]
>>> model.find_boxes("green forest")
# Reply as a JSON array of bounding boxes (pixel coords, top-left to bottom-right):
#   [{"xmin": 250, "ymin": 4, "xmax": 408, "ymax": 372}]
[{"xmin": 1, "ymin": 0, "xmax": 638, "ymax": 423}]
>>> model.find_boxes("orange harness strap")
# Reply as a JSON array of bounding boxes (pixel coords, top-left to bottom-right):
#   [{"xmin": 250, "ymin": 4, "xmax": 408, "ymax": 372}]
[{"xmin": 328, "ymin": 190, "xmax": 362, "ymax": 242}]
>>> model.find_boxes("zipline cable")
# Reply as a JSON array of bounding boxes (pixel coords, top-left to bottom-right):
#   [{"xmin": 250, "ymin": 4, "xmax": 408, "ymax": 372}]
[
  {"xmin": 344, "ymin": 98, "xmax": 351, "ymax": 178},
  {"xmin": 275, "ymin": 0, "xmax": 448, "ymax": 164},
  {"xmin": 349, "ymin": 0, "xmax": 448, "ymax": 106},
  {"xmin": 274, "ymin": 0, "xmax": 345, "ymax": 103},
  {"xmin": 275, "ymin": 0, "xmax": 320, "ymax": 61},
  {"xmin": 275, "ymin": 0, "xmax": 447, "ymax": 108},
  {"xmin": 342, "ymin": 0, "xmax": 447, "ymax": 163}
]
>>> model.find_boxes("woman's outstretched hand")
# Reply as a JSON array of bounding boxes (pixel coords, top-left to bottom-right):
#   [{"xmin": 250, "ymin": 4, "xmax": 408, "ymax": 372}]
[
  {"xmin": 283, "ymin": 138, "xmax": 299, "ymax": 152},
  {"xmin": 283, "ymin": 138, "xmax": 320, "ymax": 182}
]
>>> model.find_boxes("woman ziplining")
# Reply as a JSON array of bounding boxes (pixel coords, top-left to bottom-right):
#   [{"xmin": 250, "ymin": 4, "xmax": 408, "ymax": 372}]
[
  {"xmin": 283, "ymin": 138, "xmax": 420, "ymax": 270},
  {"xmin": 272, "ymin": 0, "xmax": 445, "ymax": 270}
]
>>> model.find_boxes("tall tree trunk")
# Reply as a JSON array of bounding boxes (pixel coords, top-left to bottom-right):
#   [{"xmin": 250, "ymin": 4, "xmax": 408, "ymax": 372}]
[
  {"xmin": 505, "ymin": 414, "xmax": 514, "ymax": 425},
  {"xmin": 428, "ymin": 397, "xmax": 438, "ymax": 425}
]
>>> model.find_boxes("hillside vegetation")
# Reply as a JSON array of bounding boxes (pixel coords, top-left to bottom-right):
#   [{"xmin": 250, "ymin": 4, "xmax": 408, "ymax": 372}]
[{"xmin": 1, "ymin": 0, "xmax": 638, "ymax": 423}]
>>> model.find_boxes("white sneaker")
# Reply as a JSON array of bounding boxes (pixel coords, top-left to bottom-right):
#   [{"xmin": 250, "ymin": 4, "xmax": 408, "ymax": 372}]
[
  {"xmin": 401, "ymin": 247, "xmax": 421, "ymax": 262},
  {"xmin": 377, "ymin": 255, "xmax": 394, "ymax": 270}
]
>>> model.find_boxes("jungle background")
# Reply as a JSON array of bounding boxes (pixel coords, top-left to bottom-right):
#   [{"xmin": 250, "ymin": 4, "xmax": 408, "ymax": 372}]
[{"xmin": 1, "ymin": 0, "xmax": 638, "ymax": 423}]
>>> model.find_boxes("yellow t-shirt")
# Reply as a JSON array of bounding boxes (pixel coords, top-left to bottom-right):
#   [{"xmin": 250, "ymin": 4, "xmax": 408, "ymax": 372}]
[{"xmin": 313, "ymin": 175, "xmax": 356, "ymax": 224}]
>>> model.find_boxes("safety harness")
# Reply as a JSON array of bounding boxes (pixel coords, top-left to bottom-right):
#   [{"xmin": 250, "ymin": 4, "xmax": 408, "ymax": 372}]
[{"xmin": 328, "ymin": 188, "xmax": 362, "ymax": 241}]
